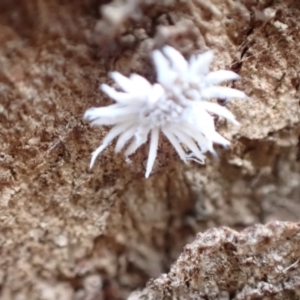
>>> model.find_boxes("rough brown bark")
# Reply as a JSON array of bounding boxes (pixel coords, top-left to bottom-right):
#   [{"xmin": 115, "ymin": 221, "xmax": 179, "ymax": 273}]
[
  {"xmin": 130, "ymin": 222, "xmax": 300, "ymax": 300},
  {"xmin": 0, "ymin": 0, "xmax": 299, "ymax": 299}
]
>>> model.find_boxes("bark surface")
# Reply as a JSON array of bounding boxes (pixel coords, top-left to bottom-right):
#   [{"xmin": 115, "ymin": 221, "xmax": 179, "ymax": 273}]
[{"xmin": 0, "ymin": 0, "xmax": 299, "ymax": 299}]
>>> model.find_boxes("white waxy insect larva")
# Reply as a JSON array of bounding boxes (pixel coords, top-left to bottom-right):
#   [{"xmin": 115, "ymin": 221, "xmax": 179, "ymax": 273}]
[{"xmin": 84, "ymin": 46, "xmax": 247, "ymax": 177}]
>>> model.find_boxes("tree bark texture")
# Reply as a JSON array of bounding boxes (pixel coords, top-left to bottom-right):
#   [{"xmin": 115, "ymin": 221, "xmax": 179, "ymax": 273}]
[{"xmin": 0, "ymin": 0, "xmax": 299, "ymax": 299}]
